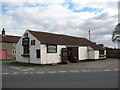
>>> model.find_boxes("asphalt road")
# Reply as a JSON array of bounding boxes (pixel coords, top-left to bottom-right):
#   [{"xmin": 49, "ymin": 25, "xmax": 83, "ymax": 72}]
[
  {"xmin": 1, "ymin": 58, "xmax": 119, "ymax": 88},
  {"xmin": 2, "ymin": 71, "xmax": 118, "ymax": 88}
]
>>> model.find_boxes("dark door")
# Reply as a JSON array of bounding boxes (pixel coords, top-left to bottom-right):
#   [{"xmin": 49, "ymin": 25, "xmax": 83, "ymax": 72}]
[
  {"xmin": 67, "ymin": 47, "xmax": 78, "ymax": 62},
  {"xmin": 72, "ymin": 47, "xmax": 78, "ymax": 58}
]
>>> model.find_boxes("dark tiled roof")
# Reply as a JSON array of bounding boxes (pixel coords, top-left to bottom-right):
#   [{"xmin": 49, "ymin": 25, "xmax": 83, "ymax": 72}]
[
  {"xmin": 0, "ymin": 35, "xmax": 20, "ymax": 43},
  {"xmin": 28, "ymin": 30, "xmax": 104, "ymax": 50}
]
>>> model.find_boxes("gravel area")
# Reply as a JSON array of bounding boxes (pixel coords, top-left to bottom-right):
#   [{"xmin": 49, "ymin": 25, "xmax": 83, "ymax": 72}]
[
  {"xmin": 60, "ymin": 58, "xmax": 119, "ymax": 69},
  {"xmin": 2, "ymin": 58, "xmax": 119, "ymax": 69}
]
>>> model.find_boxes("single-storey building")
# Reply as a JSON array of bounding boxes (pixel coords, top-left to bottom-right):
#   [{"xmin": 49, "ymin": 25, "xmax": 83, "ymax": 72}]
[
  {"xmin": 16, "ymin": 30, "xmax": 106, "ymax": 64},
  {"xmin": 0, "ymin": 28, "xmax": 20, "ymax": 60}
]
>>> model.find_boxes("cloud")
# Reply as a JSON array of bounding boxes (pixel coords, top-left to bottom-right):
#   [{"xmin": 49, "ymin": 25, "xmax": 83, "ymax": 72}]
[{"xmin": 1, "ymin": 0, "xmax": 118, "ymax": 48}]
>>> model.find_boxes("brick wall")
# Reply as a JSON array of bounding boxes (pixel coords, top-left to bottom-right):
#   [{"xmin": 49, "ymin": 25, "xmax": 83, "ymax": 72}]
[{"xmin": 0, "ymin": 42, "xmax": 17, "ymax": 60}]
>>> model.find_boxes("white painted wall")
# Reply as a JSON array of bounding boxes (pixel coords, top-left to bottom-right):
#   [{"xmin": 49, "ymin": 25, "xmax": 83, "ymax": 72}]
[
  {"xmin": 94, "ymin": 51, "xmax": 99, "ymax": 59},
  {"xmin": 88, "ymin": 50, "xmax": 99, "ymax": 59},
  {"xmin": 16, "ymin": 31, "xmax": 29, "ymax": 63},
  {"xmin": 41, "ymin": 44, "xmax": 66, "ymax": 64},
  {"xmin": 16, "ymin": 31, "xmax": 41, "ymax": 64},
  {"xmin": 41, "ymin": 44, "xmax": 47, "ymax": 64},
  {"xmin": 104, "ymin": 50, "xmax": 106, "ymax": 58},
  {"xmin": 79, "ymin": 46, "xmax": 88, "ymax": 60},
  {"xmin": 28, "ymin": 32, "xmax": 41, "ymax": 64}
]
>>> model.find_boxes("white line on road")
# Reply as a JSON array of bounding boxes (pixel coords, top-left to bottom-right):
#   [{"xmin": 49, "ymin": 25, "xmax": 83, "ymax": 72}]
[
  {"xmin": 103, "ymin": 69, "xmax": 111, "ymax": 71},
  {"xmin": 3, "ymin": 73, "xmax": 9, "ymax": 75},
  {"xmin": 36, "ymin": 72, "xmax": 44, "ymax": 74},
  {"xmin": 113, "ymin": 69, "xmax": 118, "ymax": 71},
  {"xmin": 12, "ymin": 72, "xmax": 19, "ymax": 74},
  {"xmin": 24, "ymin": 72, "xmax": 28, "ymax": 74},
  {"xmin": 86, "ymin": 70, "xmax": 91, "ymax": 72},
  {"xmin": 59, "ymin": 71, "xmax": 67, "ymax": 73},
  {"xmin": 9, "ymin": 67, "xmax": 34, "ymax": 72},
  {"xmin": 93, "ymin": 70, "xmax": 97, "ymax": 72},
  {"xmin": 81, "ymin": 70, "xmax": 88, "ymax": 72},
  {"xmin": 70, "ymin": 70, "xmax": 79, "ymax": 73},
  {"xmin": 30, "ymin": 72, "xmax": 33, "ymax": 74},
  {"xmin": 48, "ymin": 71, "xmax": 56, "ymax": 74}
]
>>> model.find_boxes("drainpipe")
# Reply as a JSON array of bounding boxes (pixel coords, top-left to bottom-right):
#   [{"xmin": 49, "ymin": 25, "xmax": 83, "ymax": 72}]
[{"xmin": 87, "ymin": 46, "xmax": 89, "ymax": 60}]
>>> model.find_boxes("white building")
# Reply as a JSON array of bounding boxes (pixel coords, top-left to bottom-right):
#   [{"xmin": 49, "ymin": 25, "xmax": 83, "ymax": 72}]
[{"xmin": 16, "ymin": 30, "xmax": 106, "ymax": 64}]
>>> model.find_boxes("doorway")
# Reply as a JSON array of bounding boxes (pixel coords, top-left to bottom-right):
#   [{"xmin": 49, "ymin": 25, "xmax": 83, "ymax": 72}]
[
  {"xmin": 2, "ymin": 50, "xmax": 7, "ymax": 60},
  {"xmin": 67, "ymin": 47, "xmax": 79, "ymax": 62},
  {"xmin": 61, "ymin": 48, "xmax": 69, "ymax": 64}
]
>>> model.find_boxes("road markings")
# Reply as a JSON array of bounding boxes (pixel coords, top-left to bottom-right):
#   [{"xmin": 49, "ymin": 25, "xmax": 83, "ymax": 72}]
[
  {"xmin": 113, "ymin": 69, "xmax": 118, "ymax": 71},
  {"xmin": 9, "ymin": 67, "xmax": 34, "ymax": 72},
  {"xmin": 59, "ymin": 71, "xmax": 67, "ymax": 73},
  {"xmin": 24, "ymin": 72, "xmax": 28, "ymax": 74},
  {"xmin": 12, "ymin": 72, "xmax": 19, "ymax": 74},
  {"xmin": 93, "ymin": 70, "xmax": 97, "ymax": 72},
  {"xmin": 86, "ymin": 70, "xmax": 91, "ymax": 72},
  {"xmin": 48, "ymin": 71, "xmax": 56, "ymax": 74},
  {"xmin": 36, "ymin": 71, "xmax": 45, "ymax": 74},
  {"xmin": 2, "ymin": 68, "xmax": 119, "ymax": 75},
  {"xmin": 103, "ymin": 69, "xmax": 111, "ymax": 71},
  {"xmin": 3, "ymin": 73, "xmax": 9, "ymax": 75},
  {"xmin": 30, "ymin": 72, "xmax": 33, "ymax": 74},
  {"xmin": 70, "ymin": 70, "xmax": 79, "ymax": 73},
  {"xmin": 81, "ymin": 70, "xmax": 88, "ymax": 72}
]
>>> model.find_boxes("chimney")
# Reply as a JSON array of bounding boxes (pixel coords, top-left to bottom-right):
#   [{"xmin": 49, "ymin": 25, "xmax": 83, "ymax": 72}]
[
  {"xmin": 89, "ymin": 30, "xmax": 91, "ymax": 40},
  {"xmin": 2, "ymin": 28, "xmax": 5, "ymax": 36}
]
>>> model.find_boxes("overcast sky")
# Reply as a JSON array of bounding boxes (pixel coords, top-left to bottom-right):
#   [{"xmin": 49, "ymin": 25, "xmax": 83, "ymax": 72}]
[{"xmin": 1, "ymin": 0, "xmax": 119, "ymax": 48}]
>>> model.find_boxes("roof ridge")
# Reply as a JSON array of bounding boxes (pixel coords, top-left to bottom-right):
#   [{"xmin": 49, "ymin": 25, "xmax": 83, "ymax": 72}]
[
  {"xmin": 5, "ymin": 35, "xmax": 21, "ymax": 37},
  {"xmin": 27, "ymin": 29, "xmax": 84, "ymax": 39},
  {"xmin": 0, "ymin": 34, "xmax": 21, "ymax": 37}
]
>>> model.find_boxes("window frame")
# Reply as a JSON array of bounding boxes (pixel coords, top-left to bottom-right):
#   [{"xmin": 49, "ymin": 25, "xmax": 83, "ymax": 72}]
[
  {"xmin": 12, "ymin": 49, "xmax": 16, "ymax": 54},
  {"xmin": 36, "ymin": 49, "xmax": 40, "ymax": 58},
  {"xmin": 47, "ymin": 44, "xmax": 57, "ymax": 53},
  {"xmin": 31, "ymin": 40, "xmax": 35, "ymax": 45},
  {"xmin": 22, "ymin": 38, "xmax": 29, "ymax": 46}
]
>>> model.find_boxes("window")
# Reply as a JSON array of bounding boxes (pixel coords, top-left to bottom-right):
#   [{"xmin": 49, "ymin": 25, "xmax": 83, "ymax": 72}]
[
  {"xmin": 22, "ymin": 38, "xmax": 30, "ymax": 57},
  {"xmin": 36, "ymin": 49, "xmax": 40, "ymax": 58},
  {"xmin": 31, "ymin": 40, "xmax": 35, "ymax": 45},
  {"xmin": 47, "ymin": 44, "xmax": 57, "ymax": 53},
  {"xmin": 99, "ymin": 50, "xmax": 104, "ymax": 55},
  {"xmin": 23, "ymin": 46, "xmax": 29, "ymax": 55},
  {"xmin": 22, "ymin": 38, "xmax": 29, "ymax": 46},
  {"xmin": 12, "ymin": 49, "xmax": 16, "ymax": 54}
]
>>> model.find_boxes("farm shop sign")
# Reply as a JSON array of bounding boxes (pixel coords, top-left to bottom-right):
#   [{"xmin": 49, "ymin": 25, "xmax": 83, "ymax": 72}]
[{"xmin": 47, "ymin": 44, "xmax": 57, "ymax": 53}]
